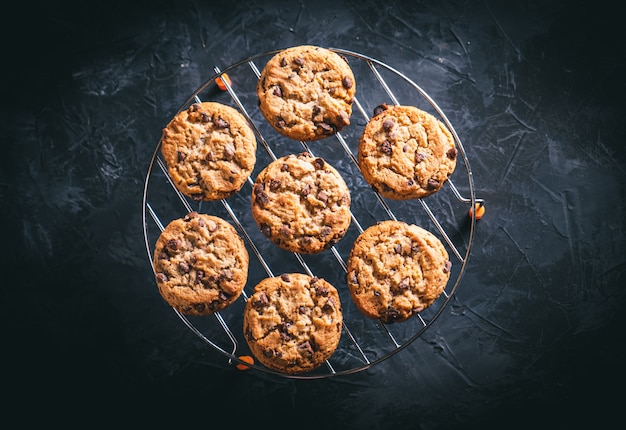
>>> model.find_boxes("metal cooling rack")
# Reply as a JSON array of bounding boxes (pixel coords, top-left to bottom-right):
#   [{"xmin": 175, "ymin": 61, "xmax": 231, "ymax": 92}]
[{"xmin": 142, "ymin": 48, "xmax": 483, "ymax": 379}]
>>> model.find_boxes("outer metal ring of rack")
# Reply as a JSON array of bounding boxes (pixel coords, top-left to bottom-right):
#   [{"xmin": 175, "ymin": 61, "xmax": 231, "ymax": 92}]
[{"xmin": 142, "ymin": 48, "xmax": 483, "ymax": 379}]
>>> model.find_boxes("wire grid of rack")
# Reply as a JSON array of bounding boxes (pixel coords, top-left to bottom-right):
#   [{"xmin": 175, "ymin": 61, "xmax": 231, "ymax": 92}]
[{"xmin": 142, "ymin": 48, "xmax": 482, "ymax": 379}]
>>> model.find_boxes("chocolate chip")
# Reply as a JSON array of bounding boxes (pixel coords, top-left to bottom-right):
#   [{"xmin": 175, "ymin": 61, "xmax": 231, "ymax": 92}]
[
  {"xmin": 316, "ymin": 190, "xmax": 328, "ymax": 203},
  {"xmin": 206, "ymin": 220, "xmax": 218, "ymax": 232},
  {"xmin": 253, "ymin": 292, "xmax": 269, "ymax": 309},
  {"xmin": 189, "ymin": 103, "xmax": 201, "ymax": 112},
  {"xmin": 317, "ymin": 122, "xmax": 334, "ymax": 134},
  {"xmin": 256, "ymin": 192, "xmax": 269, "ymax": 207},
  {"xmin": 260, "ymin": 223, "xmax": 272, "ymax": 238},
  {"xmin": 315, "ymin": 284, "xmax": 329, "ymax": 296},
  {"xmin": 380, "ymin": 140, "xmax": 392, "ymax": 154},
  {"xmin": 272, "ymin": 86, "xmax": 283, "ymax": 97},
  {"xmin": 294, "ymin": 57, "xmax": 304, "ymax": 66},
  {"xmin": 373, "ymin": 104, "xmax": 388, "ymax": 116},
  {"xmin": 214, "ymin": 116, "xmax": 229, "ymax": 128},
  {"xmin": 385, "ymin": 307, "xmax": 401, "ymax": 322},
  {"xmin": 427, "ymin": 178, "xmax": 440, "ymax": 190},
  {"xmin": 223, "ymin": 145, "xmax": 235, "ymax": 160},
  {"xmin": 320, "ymin": 226, "xmax": 332, "ymax": 238},
  {"xmin": 398, "ymin": 277, "xmax": 410, "ymax": 290},
  {"xmin": 313, "ymin": 157, "xmax": 325, "ymax": 170},
  {"xmin": 298, "ymin": 341, "xmax": 314, "ymax": 356},
  {"xmin": 280, "ymin": 163, "xmax": 289, "ymax": 172},
  {"xmin": 322, "ymin": 297, "xmax": 336, "ymax": 313},
  {"xmin": 193, "ymin": 303, "xmax": 206, "ymax": 313},
  {"xmin": 382, "ymin": 118, "xmax": 394, "ymax": 131},
  {"xmin": 156, "ymin": 273, "xmax": 168, "ymax": 283},
  {"xmin": 253, "ymin": 184, "xmax": 270, "ymax": 207},
  {"xmin": 301, "ymin": 184, "xmax": 311, "ymax": 196},
  {"xmin": 278, "ymin": 322, "xmax": 292, "ymax": 333},
  {"xmin": 269, "ymin": 179, "xmax": 281, "ymax": 191},
  {"xmin": 166, "ymin": 239, "xmax": 179, "ymax": 251},
  {"xmin": 275, "ymin": 117, "xmax": 286, "ymax": 129},
  {"xmin": 342, "ymin": 76, "xmax": 353, "ymax": 89},
  {"xmin": 280, "ymin": 273, "xmax": 291, "ymax": 282},
  {"xmin": 444, "ymin": 261, "xmax": 452, "ymax": 273},
  {"xmin": 200, "ymin": 113, "xmax": 211, "ymax": 123},
  {"xmin": 280, "ymin": 224, "xmax": 292, "ymax": 236},
  {"xmin": 446, "ymin": 147, "xmax": 458, "ymax": 160},
  {"xmin": 280, "ymin": 57, "xmax": 287, "ymax": 67},
  {"xmin": 219, "ymin": 269, "xmax": 233, "ymax": 281},
  {"xmin": 196, "ymin": 270, "xmax": 205, "ymax": 282},
  {"xmin": 416, "ymin": 153, "xmax": 426, "ymax": 163},
  {"xmin": 177, "ymin": 151, "xmax": 186, "ymax": 162},
  {"xmin": 394, "ymin": 244, "xmax": 402, "ymax": 254},
  {"xmin": 178, "ymin": 262, "xmax": 190, "ymax": 273},
  {"xmin": 253, "ymin": 183, "xmax": 264, "ymax": 195},
  {"xmin": 184, "ymin": 211, "xmax": 198, "ymax": 221}
]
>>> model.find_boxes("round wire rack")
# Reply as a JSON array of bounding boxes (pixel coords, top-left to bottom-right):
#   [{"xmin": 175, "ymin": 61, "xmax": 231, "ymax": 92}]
[{"xmin": 142, "ymin": 48, "xmax": 482, "ymax": 379}]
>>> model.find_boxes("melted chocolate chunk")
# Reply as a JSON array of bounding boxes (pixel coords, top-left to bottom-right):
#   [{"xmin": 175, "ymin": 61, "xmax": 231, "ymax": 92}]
[
  {"xmin": 427, "ymin": 178, "xmax": 440, "ymax": 190},
  {"xmin": 381, "ymin": 140, "xmax": 392, "ymax": 155}
]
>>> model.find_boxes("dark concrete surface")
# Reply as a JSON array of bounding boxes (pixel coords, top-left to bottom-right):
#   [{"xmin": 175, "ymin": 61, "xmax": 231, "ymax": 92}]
[{"xmin": 2, "ymin": 1, "xmax": 625, "ymax": 428}]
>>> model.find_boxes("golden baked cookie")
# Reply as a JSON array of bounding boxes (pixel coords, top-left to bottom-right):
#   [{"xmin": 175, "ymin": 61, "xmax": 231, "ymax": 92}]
[
  {"xmin": 251, "ymin": 152, "xmax": 351, "ymax": 254},
  {"xmin": 243, "ymin": 273, "xmax": 343, "ymax": 374},
  {"xmin": 256, "ymin": 45, "xmax": 356, "ymax": 141},
  {"xmin": 161, "ymin": 102, "xmax": 257, "ymax": 201},
  {"xmin": 346, "ymin": 220, "xmax": 451, "ymax": 323},
  {"xmin": 153, "ymin": 211, "xmax": 249, "ymax": 316},
  {"xmin": 358, "ymin": 104, "xmax": 457, "ymax": 200}
]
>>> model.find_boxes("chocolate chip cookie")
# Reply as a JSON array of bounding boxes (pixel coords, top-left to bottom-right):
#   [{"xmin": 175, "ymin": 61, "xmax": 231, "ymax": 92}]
[
  {"xmin": 243, "ymin": 273, "xmax": 343, "ymax": 374},
  {"xmin": 346, "ymin": 220, "xmax": 452, "ymax": 323},
  {"xmin": 161, "ymin": 102, "xmax": 257, "ymax": 201},
  {"xmin": 256, "ymin": 45, "xmax": 356, "ymax": 141},
  {"xmin": 153, "ymin": 211, "xmax": 249, "ymax": 316},
  {"xmin": 358, "ymin": 104, "xmax": 457, "ymax": 200},
  {"xmin": 251, "ymin": 152, "xmax": 352, "ymax": 254}
]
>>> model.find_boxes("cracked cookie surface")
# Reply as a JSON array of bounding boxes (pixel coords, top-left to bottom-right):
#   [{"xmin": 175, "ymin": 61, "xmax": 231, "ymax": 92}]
[
  {"xmin": 358, "ymin": 104, "xmax": 457, "ymax": 200},
  {"xmin": 243, "ymin": 273, "xmax": 343, "ymax": 374},
  {"xmin": 346, "ymin": 220, "xmax": 451, "ymax": 323},
  {"xmin": 257, "ymin": 45, "xmax": 356, "ymax": 141},
  {"xmin": 153, "ymin": 211, "xmax": 249, "ymax": 316},
  {"xmin": 251, "ymin": 152, "xmax": 351, "ymax": 254},
  {"xmin": 161, "ymin": 101, "xmax": 257, "ymax": 201}
]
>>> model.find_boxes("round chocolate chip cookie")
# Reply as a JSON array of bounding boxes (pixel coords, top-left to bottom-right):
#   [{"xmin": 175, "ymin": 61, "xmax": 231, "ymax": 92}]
[
  {"xmin": 346, "ymin": 220, "xmax": 452, "ymax": 323},
  {"xmin": 256, "ymin": 45, "xmax": 356, "ymax": 141},
  {"xmin": 161, "ymin": 101, "xmax": 257, "ymax": 201},
  {"xmin": 243, "ymin": 273, "xmax": 343, "ymax": 374},
  {"xmin": 358, "ymin": 104, "xmax": 457, "ymax": 200},
  {"xmin": 251, "ymin": 152, "xmax": 352, "ymax": 254},
  {"xmin": 153, "ymin": 211, "xmax": 249, "ymax": 316}
]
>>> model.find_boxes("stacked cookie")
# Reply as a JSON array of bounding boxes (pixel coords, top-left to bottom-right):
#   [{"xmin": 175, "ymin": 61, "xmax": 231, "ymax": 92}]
[{"xmin": 152, "ymin": 45, "xmax": 458, "ymax": 374}]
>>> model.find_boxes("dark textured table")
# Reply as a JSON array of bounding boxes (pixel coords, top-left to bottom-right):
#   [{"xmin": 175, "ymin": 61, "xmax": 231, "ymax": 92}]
[{"xmin": 4, "ymin": 1, "xmax": 625, "ymax": 428}]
